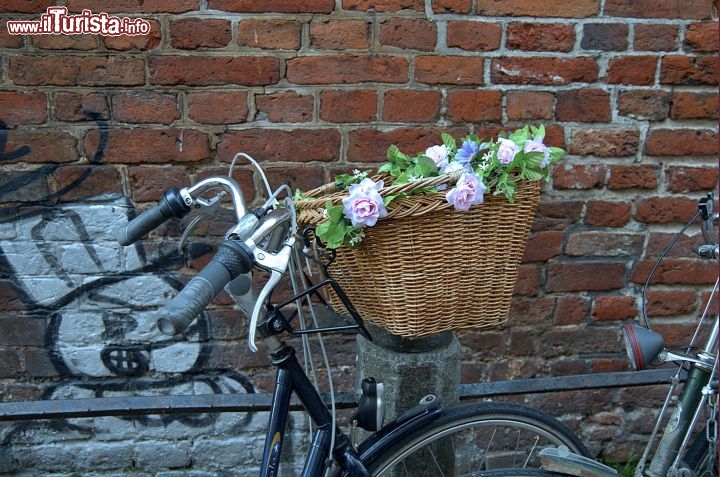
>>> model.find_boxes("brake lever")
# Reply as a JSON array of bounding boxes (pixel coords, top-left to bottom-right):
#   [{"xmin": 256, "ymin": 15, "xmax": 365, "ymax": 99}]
[
  {"xmin": 178, "ymin": 191, "xmax": 228, "ymax": 256},
  {"xmin": 247, "ymin": 243, "xmax": 294, "ymax": 352}
]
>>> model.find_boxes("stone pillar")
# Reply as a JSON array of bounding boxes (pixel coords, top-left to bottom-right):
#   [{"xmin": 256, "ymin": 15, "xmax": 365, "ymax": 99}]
[{"xmin": 356, "ymin": 323, "xmax": 462, "ymax": 423}]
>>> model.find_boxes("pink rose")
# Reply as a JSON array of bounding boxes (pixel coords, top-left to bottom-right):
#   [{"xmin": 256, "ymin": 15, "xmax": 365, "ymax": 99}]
[
  {"xmin": 497, "ymin": 138, "xmax": 519, "ymax": 165},
  {"xmin": 446, "ymin": 173, "xmax": 486, "ymax": 211},
  {"xmin": 342, "ymin": 178, "xmax": 388, "ymax": 227}
]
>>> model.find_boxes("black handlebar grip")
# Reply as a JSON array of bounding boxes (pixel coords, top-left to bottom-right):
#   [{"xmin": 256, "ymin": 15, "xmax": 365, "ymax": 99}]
[
  {"xmin": 157, "ymin": 240, "xmax": 254, "ymax": 335},
  {"xmin": 116, "ymin": 188, "xmax": 192, "ymax": 246}
]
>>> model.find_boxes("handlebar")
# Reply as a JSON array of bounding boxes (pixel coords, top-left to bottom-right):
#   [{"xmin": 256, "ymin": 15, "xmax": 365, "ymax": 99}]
[
  {"xmin": 115, "ymin": 188, "xmax": 192, "ymax": 246},
  {"xmin": 156, "ymin": 240, "xmax": 254, "ymax": 335},
  {"xmin": 115, "ymin": 174, "xmax": 297, "ymax": 350}
]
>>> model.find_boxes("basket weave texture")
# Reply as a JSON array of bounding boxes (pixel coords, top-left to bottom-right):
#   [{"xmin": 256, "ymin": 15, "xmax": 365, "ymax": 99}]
[{"xmin": 295, "ymin": 174, "xmax": 541, "ymax": 338}]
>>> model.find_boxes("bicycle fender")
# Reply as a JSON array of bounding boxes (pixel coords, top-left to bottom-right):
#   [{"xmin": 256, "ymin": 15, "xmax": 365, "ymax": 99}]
[{"xmin": 355, "ymin": 396, "xmax": 443, "ymax": 465}]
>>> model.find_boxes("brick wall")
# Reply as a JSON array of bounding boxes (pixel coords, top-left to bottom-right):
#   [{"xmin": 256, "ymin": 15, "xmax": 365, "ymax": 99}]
[{"xmin": 0, "ymin": 0, "xmax": 718, "ymax": 473}]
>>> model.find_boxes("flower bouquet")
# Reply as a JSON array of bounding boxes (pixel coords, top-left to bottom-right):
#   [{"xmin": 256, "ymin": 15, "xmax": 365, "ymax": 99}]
[{"xmin": 295, "ymin": 125, "xmax": 564, "ymax": 338}]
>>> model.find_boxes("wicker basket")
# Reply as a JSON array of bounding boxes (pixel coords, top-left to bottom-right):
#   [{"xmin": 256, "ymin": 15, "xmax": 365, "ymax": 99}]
[{"xmin": 295, "ymin": 173, "xmax": 541, "ymax": 338}]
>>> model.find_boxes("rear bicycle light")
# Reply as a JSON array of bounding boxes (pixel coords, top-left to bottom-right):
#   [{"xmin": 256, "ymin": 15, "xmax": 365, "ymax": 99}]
[{"xmin": 622, "ymin": 323, "xmax": 665, "ymax": 371}]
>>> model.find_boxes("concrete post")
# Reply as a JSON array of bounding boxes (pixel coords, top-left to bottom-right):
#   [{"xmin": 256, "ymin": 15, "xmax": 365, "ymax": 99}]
[{"xmin": 356, "ymin": 323, "xmax": 462, "ymax": 423}]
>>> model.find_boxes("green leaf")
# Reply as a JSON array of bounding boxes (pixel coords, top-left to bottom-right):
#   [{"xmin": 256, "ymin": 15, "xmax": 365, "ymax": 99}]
[
  {"xmin": 326, "ymin": 203, "xmax": 344, "ymax": 222},
  {"xmin": 414, "ymin": 155, "xmax": 439, "ymax": 177},
  {"xmin": 441, "ymin": 132, "xmax": 457, "ymax": 151}
]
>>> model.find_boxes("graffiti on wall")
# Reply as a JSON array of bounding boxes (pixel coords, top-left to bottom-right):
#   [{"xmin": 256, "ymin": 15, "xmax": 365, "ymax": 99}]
[{"xmin": 0, "ymin": 115, "xmax": 260, "ymax": 472}]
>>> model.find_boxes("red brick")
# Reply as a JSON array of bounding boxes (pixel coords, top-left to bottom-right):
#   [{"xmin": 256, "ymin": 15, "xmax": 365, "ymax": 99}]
[
  {"xmin": 31, "ymin": 34, "xmax": 97, "ymax": 50},
  {"xmin": 592, "ymin": 296, "xmax": 637, "ymax": 322},
  {"xmin": 552, "ymin": 164, "xmax": 606, "ymax": 190},
  {"xmin": 84, "ymin": 128, "xmax": 210, "ymax": 164},
  {"xmin": 492, "ymin": 57, "xmax": 598, "ymax": 85},
  {"xmin": 585, "ymin": 201, "xmax": 632, "ymax": 227},
  {"xmin": 0, "ymin": 130, "xmax": 78, "ymax": 163},
  {"xmin": 634, "ymin": 24, "xmax": 679, "ymax": 51},
  {"xmin": 10, "ymin": 55, "xmax": 144, "ymax": 86},
  {"xmin": 631, "ymin": 259, "xmax": 717, "ymax": 285},
  {"xmin": 0, "ymin": 0, "xmax": 54, "ymax": 13},
  {"xmin": 0, "ymin": 91, "xmax": 46, "ymax": 125},
  {"xmin": 415, "ymin": 56, "xmax": 484, "ymax": 85},
  {"xmin": 670, "ymin": 92, "xmax": 718, "ymax": 119},
  {"xmin": 532, "ymin": 200, "xmax": 584, "ymax": 231},
  {"xmin": 53, "ymin": 165, "xmax": 121, "ymax": 201},
  {"xmin": 646, "ymin": 231, "xmax": 704, "ymax": 258},
  {"xmin": 446, "ymin": 90, "xmax": 502, "ymax": 122},
  {"xmin": 447, "ymin": 21, "xmax": 501, "ymax": 51},
  {"xmin": 547, "ymin": 262, "xmax": 626, "ymax": 292},
  {"xmin": 256, "ymin": 92, "xmax": 313, "ymax": 123},
  {"xmin": 217, "ymin": 129, "xmax": 341, "ymax": 163},
  {"xmin": 432, "ymin": 0, "xmax": 471, "ymax": 13},
  {"xmin": 604, "ymin": 0, "xmax": 714, "ymax": 19},
  {"xmin": 342, "ymin": 0, "xmax": 424, "ymax": 12},
  {"xmin": 556, "ymin": 89, "xmax": 611, "ymax": 122},
  {"xmin": 635, "ymin": 197, "xmax": 700, "ymax": 223},
  {"xmin": 380, "ymin": 18, "xmax": 436, "ymax": 51},
  {"xmin": 346, "ymin": 126, "xmax": 467, "ymax": 164},
  {"xmin": 568, "ymin": 128, "xmax": 639, "ymax": 156},
  {"xmin": 660, "ymin": 55, "xmax": 718, "ymax": 85},
  {"xmin": 506, "ymin": 22, "xmax": 575, "ymax": 52},
  {"xmin": 187, "ymin": 91, "xmax": 248, "ymax": 124},
  {"xmin": 383, "ymin": 90, "xmax": 440, "ymax": 122},
  {"xmin": 606, "ymin": 55, "xmax": 657, "ymax": 85},
  {"xmin": 150, "ymin": 56, "xmax": 280, "ymax": 86},
  {"xmin": 476, "ymin": 0, "xmax": 598, "ymax": 17},
  {"xmin": 617, "ymin": 90, "xmax": 671, "ymax": 121},
  {"xmin": 237, "ymin": 19, "xmax": 302, "ymax": 50},
  {"xmin": 66, "ymin": 0, "xmax": 198, "ymax": 13},
  {"xmin": 555, "ymin": 296, "xmax": 590, "ymax": 326},
  {"xmin": 102, "ymin": 19, "xmax": 161, "ymax": 51},
  {"xmin": 521, "ymin": 230, "xmax": 563, "ymax": 262},
  {"xmin": 645, "ymin": 290, "xmax": 697, "ymax": 317},
  {"xmin": 128, "ymin": 166, "xmax": 190, "ymax": 202},
  {"xmin": 608, "ymin": 164, "xmax": 659, "ymax": 190},
  {"xmin": 512, "ymin": 264, "xmax": 540, "ymax": 296},
  {"xmin": 309, "ymin": 19, "xmax": 370, "ymax": 50},
  {"xmin": 265, "ymin": 166, "xmax": 326, "ymax": 196},
  {"xmin": 170, "ymin": 18, "xmax": 231, "ymax": 49},
  {"xmin": 645, "ymin": 128, "xmax": 717, "ymax": 156},
  {"xmin": 506, "ymin": 92, "xmax": 554, "ymax": 120},
  {"xmin": 112, "ymin": 92, "xmax": 180, "ymax": 124},
  {"xmin": 53, "ymin": 92, "xmax": 109, "ymax": 121},
  {"xmin": 207, "ymin": 0, "xmax": 333, "ymax": 12},
  {"xmin": 566, "ymin": 231, "xmax": 645, "ymax": 257},
  {"xmin": 685, "ymin": 22, "xmax": 719, "ymax": 52},
  {"xmin": 320, "ymin": 90, "xmax": 377, "ymax": 123},
  {"xmin": 287, "ymin": 55, "xmax": 408, "ymax": 85},
  {"xmin": 666, "ymin": 166, "xmax": 719, "ymax": 193},
  {"xmin": 581, "ymin": 23, "xmax": 628, "ymax": 51},
  {"xmin": 0, "ymin": 20, "xmax": 24, "ymax": 48},
  {"xmin": 508, "ymin": 297, "xmax": 555, "ymax": 327}
]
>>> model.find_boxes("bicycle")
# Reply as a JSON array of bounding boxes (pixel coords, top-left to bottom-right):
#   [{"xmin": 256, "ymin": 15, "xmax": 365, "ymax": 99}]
[
  {"xmin": 114, "ymin": 154, "xmax": 591, "ymax": 477},
  {"xmin": 468, "ymin": 194, "xmax": 719, "ymax": 477}
]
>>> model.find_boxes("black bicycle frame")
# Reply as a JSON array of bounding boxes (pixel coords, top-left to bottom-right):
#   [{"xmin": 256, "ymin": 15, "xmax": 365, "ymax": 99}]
[{"xmin": 260, "ymin": 337, "xmax": 375, "ymax": 477}]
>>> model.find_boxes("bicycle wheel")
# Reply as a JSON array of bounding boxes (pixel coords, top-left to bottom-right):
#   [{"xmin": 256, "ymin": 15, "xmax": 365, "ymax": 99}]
[{"xmin": 351, "ymin": 401, "xmax": 590, "ymax": 477}]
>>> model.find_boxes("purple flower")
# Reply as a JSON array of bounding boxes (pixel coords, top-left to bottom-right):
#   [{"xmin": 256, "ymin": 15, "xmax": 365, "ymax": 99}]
[
  {"xmin": 446, "ymin": 173, "xmax": 486, "ymax": 211},
  {"xmin": 524, "ymin": 139, "xmax": 551, "ymax": 167},
  {"xmin": 342, "ymin": 178, "xmax": 388, "ymax": 228},
  {"xmin": 455, "ymin": 140, "xmax": 479, "ymax": 167},
  {"xmin": 496, "ymin": 138, "xmax": 519, "ymax": 165}
]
